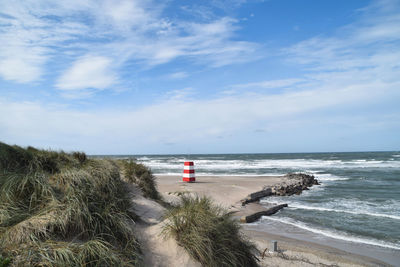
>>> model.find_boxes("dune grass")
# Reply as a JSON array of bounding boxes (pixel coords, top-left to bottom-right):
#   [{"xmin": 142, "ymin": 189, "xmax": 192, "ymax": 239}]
[
  {"xmin": 122, "ymin": 160, "xmax": 160, "ymax": 201},
  {"xmin": 0, "ymin": 142, "xmax": 141, "ymax": 266},
  {"xmin": 1, "ymin": 142, "xmax": 261, "ymax": 266},
  {"xmin": 162, "ymin": 195, "xmax": 259, "ymax": 267}
]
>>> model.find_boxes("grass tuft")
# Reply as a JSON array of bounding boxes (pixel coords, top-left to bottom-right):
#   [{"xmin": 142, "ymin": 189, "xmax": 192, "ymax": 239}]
[
  {"xmin": 0, "ymin": 254, "xmax": 11, "ymax": 267},
  {"xmin": 72, "ymin": 152, "xmax": 87, "ymax": 164},
  {"xmin": 122, "ymin": 160, "xmax": 160, "ymax": 200},
  {"xmin": 0, "ymin": 142, "xmax": 142, "ymax": 266},
  {"xmin": 162, "ymin": 195, "xmax": 259, "ymax": 267}
]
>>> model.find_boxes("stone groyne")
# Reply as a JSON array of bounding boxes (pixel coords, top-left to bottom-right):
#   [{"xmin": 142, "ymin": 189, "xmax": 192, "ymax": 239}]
[
  {"xmin": 241, "ymin": 173, "xmax": 319, "ymax": 205},
  {"xmin": 238, "ymin": 173, "xmax": 319, "ymax": 223}
]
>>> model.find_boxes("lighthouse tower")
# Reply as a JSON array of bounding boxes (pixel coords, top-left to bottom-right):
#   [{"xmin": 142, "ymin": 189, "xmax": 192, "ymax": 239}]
[{"xmin": 183, "ymin": 161, "xmax": 195, "ymax": 182}]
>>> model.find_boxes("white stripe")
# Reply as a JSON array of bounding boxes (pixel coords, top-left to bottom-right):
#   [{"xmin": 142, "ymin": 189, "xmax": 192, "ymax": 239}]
[
  {"xmin": 183, "ymin": 173, "xmax": 195, "ymax": 178},
  {"xmin": 184, "ymin": 165, "xmax": 194, "ymax": 170}
]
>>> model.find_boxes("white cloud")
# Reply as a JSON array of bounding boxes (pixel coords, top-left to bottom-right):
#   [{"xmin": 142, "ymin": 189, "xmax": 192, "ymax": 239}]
[
  {"xmin": 113, "ymin": 17, "xmax": 257, "ymax": 66},
  {"xmin": 1, "ymin": 75, "xmax": 398, "ymax": 153},
  {"xmin": 0, "ymin": 7, "xmax": 49, "ymax": 83},
  {"xmin": 99, "ymin": 0, "xmax": 163, "ymax": 32},
  {"xmin": 285, "ymin": 1, "xmax": 400, "ymax": 73},
  {"xmin": 164, "ymin": 87, "xmax": 195, "ymax": 100},
  {"xmin": 0, "ymin": 0, "xmax": 258, "ymax": 92},
  {"xmin": 0, "ymin": 0, "xmax": 94, "ymax": 83},
  {"xmin": 104, "ymin": 0, "xmax": 148, "ymax": 27},
  {"xmin": 0, "ymin": 57, "xmax": 43, "ymax": 83},
  {"xmin": 1, "ymin": 0, "xmax": 399, "ymax": 153},
  {"xmin": 56, "ymin": 55, "xmax": 116, "ymax": 91},
  {"xmin": 232, "ymin": 78, "xmax": 305, "ymax": 89},
  {"xmin": 166, "ymin": 72, "xmax": 188, "ymax": 79}
]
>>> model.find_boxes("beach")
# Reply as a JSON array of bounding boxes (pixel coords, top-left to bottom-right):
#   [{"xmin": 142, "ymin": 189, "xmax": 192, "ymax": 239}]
[
  {"xmin": 156, "ymin": 174, "xmax": 397, "ymax": 266},
  {"xmin": 1, "ymin": 143, "xmax": 399, "ymax": 266},
  {"xmin": 2, "ymin": 1, "xmax": 399, "ymax": 265}
]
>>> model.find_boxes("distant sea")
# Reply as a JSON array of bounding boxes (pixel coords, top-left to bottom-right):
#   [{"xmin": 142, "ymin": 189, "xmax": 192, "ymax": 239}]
[{"xmin": 110, "ymin": 152, "xmax": 400, "ymax": 263}]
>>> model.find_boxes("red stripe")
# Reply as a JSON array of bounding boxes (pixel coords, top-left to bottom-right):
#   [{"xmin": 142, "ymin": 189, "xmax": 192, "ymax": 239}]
[
  {"xmin": 184, "ymin": 161, "xmax": 194, "ymax": 166},
  {"xmin": 183, "ymin": 170, "xmax": 195, "ymax": 174},
  {"xmin": 183, "ymin": 177, "xmax": 195, "ymax": 182}
]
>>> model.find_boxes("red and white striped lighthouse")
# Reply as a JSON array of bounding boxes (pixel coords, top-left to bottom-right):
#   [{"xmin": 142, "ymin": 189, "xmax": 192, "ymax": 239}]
[{"xmin": 183, "ymin": 161, "xmax": 196, "ymax": 182}]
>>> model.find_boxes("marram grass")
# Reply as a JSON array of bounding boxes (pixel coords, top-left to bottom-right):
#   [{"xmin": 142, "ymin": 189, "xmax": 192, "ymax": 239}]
[
  {"xmin": 0, "ymin": 142, "xmax": 141, "ymax": 266},
  {"xmin": 162, "ymin": 195, "xmax": 259, "ymax": 267},
  {"xmin": 1, "ymin": 142, "xmax": 261, "ymax": 267},
  {"xmin": 121, "ymin": 160, "xmax": 160, "ymax": 200}
]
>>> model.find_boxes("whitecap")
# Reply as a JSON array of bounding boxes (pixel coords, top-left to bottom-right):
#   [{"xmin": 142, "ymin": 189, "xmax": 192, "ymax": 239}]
[
  {"xmin": 315, "ymin": 173, "xmax": 349, "ymax": 181},
  {"xmin": 140, "ymin": 157, "xmax": 400, "ymax": 175},
  {"xmin": 287, "ymin": 204, "xmax": 400, "ymax": 220},
  {"xmin": 260, "ymin": 216, "xmax": 400, "ymax": 250}
]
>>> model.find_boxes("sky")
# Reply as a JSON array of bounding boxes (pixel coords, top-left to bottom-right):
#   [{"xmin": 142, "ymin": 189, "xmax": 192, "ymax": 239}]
[{"xmin": 0, "ymin": 0, "xmax": 399, "ymax": 154}]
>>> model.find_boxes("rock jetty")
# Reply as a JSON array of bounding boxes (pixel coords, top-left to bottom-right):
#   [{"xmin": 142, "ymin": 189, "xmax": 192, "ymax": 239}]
[
  {"xmin": 236, "ymin": 173, "xmax": 319, "ymax": 223},
  {"xmin": 241, "ymin": 173, "xmax": 319, "ymax": 205}
]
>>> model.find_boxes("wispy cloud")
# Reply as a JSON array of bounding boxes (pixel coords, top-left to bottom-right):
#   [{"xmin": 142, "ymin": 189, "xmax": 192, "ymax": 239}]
[
  {"xmin": 0, "ymin": 0, "xmax": 258, "ymax": 95},
  {"xmin": 237, "ymin": 1, "xmax": 400, "ymax": 97},
  {"xmin": 164, "ymin": 87, "xmax": 195, "ymax": 100},
  {"xmin": 165, "ymin": 71, "xmax": 188, "ymax": 80},
  {"xmin": 231, "ymin": 78, "xmax": 305, "ymax": 89},
  {"xmin": 285, "ymin": 0, "xmax": 400, "ymax": 75}
]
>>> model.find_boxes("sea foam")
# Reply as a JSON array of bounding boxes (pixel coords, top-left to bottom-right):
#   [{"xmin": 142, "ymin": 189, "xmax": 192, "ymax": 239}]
[{"xmin": 260, "ymin": 216, "xmax": 400, "ymax": 250}]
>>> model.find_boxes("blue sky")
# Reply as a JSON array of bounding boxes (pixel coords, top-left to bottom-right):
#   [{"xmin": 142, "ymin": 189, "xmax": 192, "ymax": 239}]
[{"xmin": 0, "ymin": 0, "xmax": 399, "ymax": 154}]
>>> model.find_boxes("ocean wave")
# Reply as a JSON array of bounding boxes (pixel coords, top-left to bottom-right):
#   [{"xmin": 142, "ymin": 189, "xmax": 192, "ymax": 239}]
[
  {"xmin": 260, "ymin": 197, "xmax": 400, "ymax": 221},
  {"xmin": 138, "ymin": 158, "xmax": 400, "ymax": 173},
  {"xmin": 153, "ymin": 169, "xmax": 348, "ymax": 181},
  {"xmin": 314, "ymin": 173, "xmax": 349, "ymax": 181},
  {"xmin": 260, "ymin": 216, "xmax": 400, "ymax": 250},
  {"xmin": 153, "ymin": 172, "xmax": 285, "ymax": 177},
  {"xmin": 287, "ymin": 204, "xmax": 400, "ymax": 220}
]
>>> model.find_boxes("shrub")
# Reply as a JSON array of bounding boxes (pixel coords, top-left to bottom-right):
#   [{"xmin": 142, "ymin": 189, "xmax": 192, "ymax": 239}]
[{"xmin": 162, "ymin": 195, "xmax": 259, "ymax": 267}]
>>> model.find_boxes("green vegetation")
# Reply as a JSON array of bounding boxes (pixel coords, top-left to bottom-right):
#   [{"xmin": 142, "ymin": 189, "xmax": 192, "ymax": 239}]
[
  {"xmin": 0, "ymin": 255, "xmax": 11, "ymax": 267},
  {"xmin": 162, "ymin": 195, "xmax": 259, "ymax": 267},
  {"xmin": 1, "ymin": 142, "xmax": 260, "ymax": 267},
  {"xmin": 122, "ymin": 160, "xmax": 160, "ymax": 200},
  {"xmin": 0, "ymin": 142, "xmax": 141, "ymax": 266}
]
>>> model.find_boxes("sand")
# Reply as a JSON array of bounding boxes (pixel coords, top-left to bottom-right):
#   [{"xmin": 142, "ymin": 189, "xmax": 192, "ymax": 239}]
[
  {"xmin": 155, "ymin": 175, "xmax": 393, "ymax": 267},
  {"xmin": 127, "ymin": 183, "xmax": 200, "ymax": 267},
  {"xmin": 157, "ymin": 175, "xmax": 286, "ymax": 208}
]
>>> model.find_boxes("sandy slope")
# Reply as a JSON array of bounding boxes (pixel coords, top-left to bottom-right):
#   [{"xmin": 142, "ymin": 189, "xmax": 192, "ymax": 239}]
[{"xmin": 127, "ymin": 184, "xmax": 200, "ymax": 267}]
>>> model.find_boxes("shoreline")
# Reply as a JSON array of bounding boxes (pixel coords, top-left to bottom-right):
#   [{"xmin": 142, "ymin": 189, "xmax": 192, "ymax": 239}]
[
  {"xmin": 242, "ymin": 228, "xmax": 391, "ymax": 267},
  {"xmin": 156, "ymin": 174, "xmax": 397, "ymax": 266},
  {"xmin": 245, "ymin": 218, "xmax": 399, "ymax": 267}
]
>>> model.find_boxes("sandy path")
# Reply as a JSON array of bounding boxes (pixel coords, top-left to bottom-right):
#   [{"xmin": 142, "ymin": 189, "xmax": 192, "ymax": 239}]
[{"xmin": 127, "ymin": 183, "xmax": 200, "ymax": 267}]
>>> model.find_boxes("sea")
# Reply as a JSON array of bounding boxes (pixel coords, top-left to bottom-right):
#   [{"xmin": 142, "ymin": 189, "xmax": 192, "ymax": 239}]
[{"xmin": 118, "ymin": 152, "xmax": 400, "ymax": 265}]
